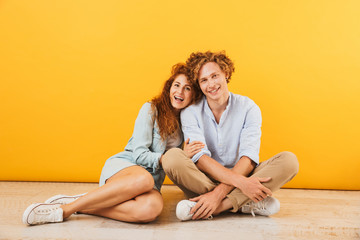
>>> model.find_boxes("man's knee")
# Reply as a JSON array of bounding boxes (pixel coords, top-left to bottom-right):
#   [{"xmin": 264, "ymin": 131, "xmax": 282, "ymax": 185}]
[
  {"xmin": 162, "ymin": 148, "xmax": 188, "ymax": 172},
  {"xmin": 279, "ymin": 151, "xmax": 299, "ymax": 175}
]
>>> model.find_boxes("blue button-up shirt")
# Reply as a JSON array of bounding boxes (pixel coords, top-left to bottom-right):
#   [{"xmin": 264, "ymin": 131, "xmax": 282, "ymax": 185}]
[{"xmin": 181, "ymin": 92, "xmax": 262, "ymax": 167}]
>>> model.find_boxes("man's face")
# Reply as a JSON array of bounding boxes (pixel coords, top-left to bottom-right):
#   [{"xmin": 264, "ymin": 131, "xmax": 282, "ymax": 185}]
[{"xmin": 198, "ymin": 62, "xmax": 229, "ymax": 102}]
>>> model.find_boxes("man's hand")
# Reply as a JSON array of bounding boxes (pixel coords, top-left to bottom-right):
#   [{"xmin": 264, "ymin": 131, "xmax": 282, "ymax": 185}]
[
  {"xmin": 237, "ymin": 176, "xmax": 272, "ymax": 202},
  {"xmin": 183, "ymin": 138, "xmax": 205, "ymax": 158},
  {"xmin": 189, "ymin": 190, "xmax": 223, "ymax": 220}
]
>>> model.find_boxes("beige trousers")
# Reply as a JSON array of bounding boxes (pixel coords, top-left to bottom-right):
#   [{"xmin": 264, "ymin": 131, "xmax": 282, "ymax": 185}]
[{"xmin": 162, "ymin": 148, "xmax": 299, "ymax": 212}]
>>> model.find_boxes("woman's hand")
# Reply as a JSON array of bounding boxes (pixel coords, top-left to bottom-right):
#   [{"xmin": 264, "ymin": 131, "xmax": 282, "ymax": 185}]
[{"xmin": 183, "ymin": 138, "xmax": 205, "ymax": 158}]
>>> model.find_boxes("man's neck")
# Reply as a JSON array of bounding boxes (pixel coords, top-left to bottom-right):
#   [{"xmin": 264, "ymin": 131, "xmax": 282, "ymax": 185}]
[{"xmin": 207, "ymin": 92, "xmax": 230, "ymax": 123}]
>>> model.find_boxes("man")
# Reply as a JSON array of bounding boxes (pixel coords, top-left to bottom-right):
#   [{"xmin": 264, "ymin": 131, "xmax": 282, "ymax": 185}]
[{"xmin": 161, "ymin": 51, "xmax": 299, "ymax": 221}]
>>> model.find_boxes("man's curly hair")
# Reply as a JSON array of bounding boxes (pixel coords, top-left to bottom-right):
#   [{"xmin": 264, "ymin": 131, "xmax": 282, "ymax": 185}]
[{"xmin": 186, "ymin": 51, "xmax": 235, "ymax": 83}]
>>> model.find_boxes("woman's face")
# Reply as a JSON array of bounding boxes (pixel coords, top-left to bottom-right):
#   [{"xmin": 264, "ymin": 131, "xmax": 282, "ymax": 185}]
[{"xmin": 169, "ymin": 74, "xmax": 193, "ymax": 111}]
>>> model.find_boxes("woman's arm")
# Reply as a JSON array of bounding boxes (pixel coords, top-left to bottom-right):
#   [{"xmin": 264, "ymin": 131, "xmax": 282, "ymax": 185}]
[{"xmin": 131, "ymin": 103, "xmax": 163, "ymax": 173}]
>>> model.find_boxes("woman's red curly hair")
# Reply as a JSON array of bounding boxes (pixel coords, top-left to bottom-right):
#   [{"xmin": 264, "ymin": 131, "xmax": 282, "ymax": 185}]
[{"xmin": 151, "ymin": 63, "xmax": 202, "ymax": 140}]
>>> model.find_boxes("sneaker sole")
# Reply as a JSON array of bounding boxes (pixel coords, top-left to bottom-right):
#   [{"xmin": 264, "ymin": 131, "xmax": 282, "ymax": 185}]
[{"xmin": 45, "ymin": 193, "xmax": 86, "ymax": 204}]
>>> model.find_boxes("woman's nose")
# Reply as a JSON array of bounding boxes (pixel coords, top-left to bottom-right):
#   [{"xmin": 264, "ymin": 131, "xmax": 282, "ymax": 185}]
[{"xmin": 177, "ymin": 88, "xmax": 184, "ymax": 94}]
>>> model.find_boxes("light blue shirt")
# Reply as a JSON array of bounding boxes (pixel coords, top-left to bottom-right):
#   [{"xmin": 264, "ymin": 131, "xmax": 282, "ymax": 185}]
[
  {"xmin": 181, "ymin": 92, "xmax": 262, "ymax": 167},
  {"xmin": 109, "ymin": 102, "xmax": 182, "ymax": 190}
]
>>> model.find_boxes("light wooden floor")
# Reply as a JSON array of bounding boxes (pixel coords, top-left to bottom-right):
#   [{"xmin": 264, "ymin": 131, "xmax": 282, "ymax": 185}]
[{"xmin": 0, "ymin": 182, "xmax": 359, "ymax": 240}]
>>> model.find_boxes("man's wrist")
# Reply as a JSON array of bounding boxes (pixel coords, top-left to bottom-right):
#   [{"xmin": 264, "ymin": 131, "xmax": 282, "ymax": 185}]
[
  {"xmin": 229, "ymin": 173, "xmax": 247, "ymax": 190},
  {"xmin": 213, "ymin": 183, "xmax": 233, "ymax": 199}
]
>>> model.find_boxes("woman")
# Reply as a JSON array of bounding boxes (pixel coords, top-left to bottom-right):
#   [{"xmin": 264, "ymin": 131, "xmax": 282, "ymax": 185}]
[{"xmin": 23, "ymin": 63, "xmax": 204, "ymax": 225}]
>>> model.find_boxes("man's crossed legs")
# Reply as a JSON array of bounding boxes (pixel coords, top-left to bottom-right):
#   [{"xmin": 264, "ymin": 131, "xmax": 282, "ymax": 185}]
[{"xmin": 162, "ymin": 148, "xmax": 299, "ymax": 220}]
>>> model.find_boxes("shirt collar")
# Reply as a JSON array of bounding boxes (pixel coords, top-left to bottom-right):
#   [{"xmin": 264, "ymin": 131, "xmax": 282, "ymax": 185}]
[{"xmin": 204, "ymin": 92, "xmax": 232, "ymax": 125}]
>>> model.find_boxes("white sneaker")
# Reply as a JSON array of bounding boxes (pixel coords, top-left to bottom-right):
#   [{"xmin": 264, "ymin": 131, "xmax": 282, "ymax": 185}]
[
  {"xmin": 45, "ymin": 193, "xmax": 86, "ymax": 205},
  {"xmin": 241, "ymin": 196, "xmax": 280, "ymax": 217},
  {"xmin": 22, "ymin": 203, "xmax": 63, "ymax": 225},
  {"xmin": 176, "ymin": 200, "xmax": 197, "ymax": 221}
]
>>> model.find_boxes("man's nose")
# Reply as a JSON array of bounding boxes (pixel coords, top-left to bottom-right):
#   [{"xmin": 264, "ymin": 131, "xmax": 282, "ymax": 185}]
[{"xmin": 209, "ymin": 78, "xmax": 217, "ymax": 86}]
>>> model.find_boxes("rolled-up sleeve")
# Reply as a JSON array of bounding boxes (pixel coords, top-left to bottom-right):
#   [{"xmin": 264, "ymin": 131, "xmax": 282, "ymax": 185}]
[
  {"xmin": 181, "ymin": 108, "xmax": 211, "ymax": 163},
  {"xmin": 132, "ymin": 103, "xmax": 162, "ymax": 172},
  {"xmin": 238, "ymin": 102, "xmax": 262, "ymax": 165}
]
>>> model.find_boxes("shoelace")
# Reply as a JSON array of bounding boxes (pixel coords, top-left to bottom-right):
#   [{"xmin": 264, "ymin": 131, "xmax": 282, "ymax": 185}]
[
  {"xmin": 36, "ymin": 206, "xmax": 61, "ymax": 223},
  {"xmin": 38, "ymin": 206, "xmax": 59, "ymax": 214},
  {"xmin": 249, "ymin": 201, "xmax": 266, "ymax": 217}
]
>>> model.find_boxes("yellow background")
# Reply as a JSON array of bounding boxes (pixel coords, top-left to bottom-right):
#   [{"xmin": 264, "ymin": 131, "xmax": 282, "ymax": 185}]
[{"xmin": 1, "ymin": 1, "xmax": 359, "ymax": 190}]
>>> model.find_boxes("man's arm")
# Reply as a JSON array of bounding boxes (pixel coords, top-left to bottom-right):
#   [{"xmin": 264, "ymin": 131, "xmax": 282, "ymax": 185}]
[
  {"xmin": 197, "ymin": 155, "xmax": 255, "ymax": 184},
  {"xmin": 199, "ymin": 155, "xmax": 256, "ymax": 197},
  {"xmin": 190, "ymin": 155, "xmax": 272, "ymax": 219},
  {"xmin": 197, "ymin": 154, "xmax": 272, "ymax": 200}
]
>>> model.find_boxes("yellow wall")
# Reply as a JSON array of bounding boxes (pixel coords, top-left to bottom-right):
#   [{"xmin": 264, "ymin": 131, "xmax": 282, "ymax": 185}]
[{"xmin": 1, "ymin": 0, "xmax": 359, "ymax": 190}]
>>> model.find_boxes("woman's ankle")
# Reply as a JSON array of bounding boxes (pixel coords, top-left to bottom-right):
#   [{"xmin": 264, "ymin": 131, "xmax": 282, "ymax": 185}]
[{"xmin": 61, "ymin": 205, "xmax": 75, "ymax": 219}]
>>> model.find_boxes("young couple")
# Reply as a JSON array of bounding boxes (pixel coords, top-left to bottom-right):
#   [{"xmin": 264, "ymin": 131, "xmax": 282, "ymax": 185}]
[{"xmin": 23, "ymin": 51, "xmax": 299, "ymax": 225}]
